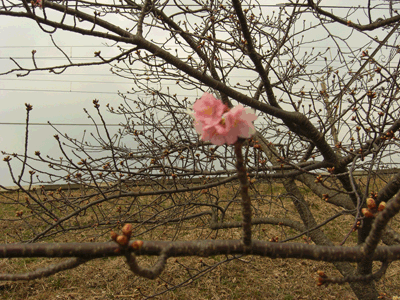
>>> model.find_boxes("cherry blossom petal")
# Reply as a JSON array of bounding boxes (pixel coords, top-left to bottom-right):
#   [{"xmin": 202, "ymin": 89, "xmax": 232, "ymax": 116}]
[
  {"xmin": 192, "ymin": 93, "xmax": 227, "ymax": 127},
  {"xmin": 190, "ymin": 94, "xmax": 257, "ymax": 145}
]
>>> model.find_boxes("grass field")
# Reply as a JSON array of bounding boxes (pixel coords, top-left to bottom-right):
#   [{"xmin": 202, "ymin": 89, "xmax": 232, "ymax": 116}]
[{"xmin": 0, "ymin": 180, "xmax": 399, "ymax": 300}]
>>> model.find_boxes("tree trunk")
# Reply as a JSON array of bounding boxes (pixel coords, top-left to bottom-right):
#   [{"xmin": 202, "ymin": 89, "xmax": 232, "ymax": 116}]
[{"xmin": 283, "ymin": 178, "xmax": 379, "ymax": 300}]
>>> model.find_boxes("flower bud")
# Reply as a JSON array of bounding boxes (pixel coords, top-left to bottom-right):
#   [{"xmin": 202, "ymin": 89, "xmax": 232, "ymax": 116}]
[
  {"xmin": 362, "ymin": 208, "xmax": 374, "ymax": 218},
  {"xmin": 122, "ymin": 223, "xmax": 133, "ymax": 238},
  {"xmin": 110, "ymin": 231, "xmax": 118, "ymax": 241},
  {"xmin": 366, "ymin": 198, "xmax": 376, "ymax": 210},
  {"xmin": 378, "ymin": 201, "xmax": 386, "ymax": 212},
  {"xmin": 116, "ymin": 235, "xmax": 129, "ymax": 246},
  {"xmin": 131, "ymin": 240, "xmax": 144, "ymax": 250}
]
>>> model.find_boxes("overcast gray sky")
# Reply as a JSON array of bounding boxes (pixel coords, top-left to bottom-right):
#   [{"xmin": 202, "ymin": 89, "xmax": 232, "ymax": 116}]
[
  {"xmin": 0, "ymin": 0, "xmax": 397, "ymax": 186},
  {"xmin": 0, "ymin": 14, "xmax": 140, "ymax": 186}
]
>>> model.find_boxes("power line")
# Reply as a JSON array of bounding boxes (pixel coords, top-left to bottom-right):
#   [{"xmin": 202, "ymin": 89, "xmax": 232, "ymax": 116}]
[
  {"xmin": 0, "ymin": 122, "xmax": 175, "ymax": 128},
  {"xmin": 0, "ymin": 54, "xmax": 342, "ymax": 60},
  {"xmin": 0, "ymin": 122, "xmax": 122, "ymax": 126},
  {"xmin": 0, "ymin": 57, "xmax": 104, "ymax": 60},
  {"xmin": 0, "ymin": 71, "xmax": 278, "ymax": 83},
  {"xmin": 0, "ymin": 85, "xmax": 327, "ymax": 95},
  {"xmin": 5, "ymin": 3, "xmax": 393, "ymax": 9},
  {"xmin": 0, "ymin": 88, "xmax": 120, "ymax": 94},
  {"xmin": 0, "ymin": 45, "xmax": 114, "ymax": 48},
  {"xmin": 1, "ymin": 78, "xmax": 134, "ymax": 84},
  {"xmin": 0, "ymin": 88, "xmax": 212, "ymax": 96},
  {"xmin": 5, "ymin": 73, "xmax": 121, "ymax": 77},
  {"xmin": 0, "ymin": 88, "xmax": 201, "ymax": 97},
  {"xmin": 0, "ymin": 45, "xmax": 367, "ymax": 49}
]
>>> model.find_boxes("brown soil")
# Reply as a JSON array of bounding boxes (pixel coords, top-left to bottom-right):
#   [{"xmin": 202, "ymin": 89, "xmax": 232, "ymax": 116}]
[{"xmin": 0, "ymin": 182, "xmax": 399, "ymax": 300}]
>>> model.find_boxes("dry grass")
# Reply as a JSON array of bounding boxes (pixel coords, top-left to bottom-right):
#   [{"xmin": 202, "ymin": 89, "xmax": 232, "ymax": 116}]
[
  {"xmin": 0, "ymin": 181, "xmax": 400, "ymax": 300},
  {"xmin": 1, "ymin": 256, "xmax": 399, "ymax": 300}
]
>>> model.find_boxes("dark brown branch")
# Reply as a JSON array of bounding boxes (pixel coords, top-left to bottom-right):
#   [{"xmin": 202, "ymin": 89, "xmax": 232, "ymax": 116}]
[
  {"xmin": 307, "ymin": 0, "xmax": 400, "ymax": 31},
  {"xmin": 0, "ymin": 257, "xmax": 89, "ymax": 281},
  {"xmin": 1, "ymin": 240, "xmax": 400, "ymax": 262},
  {"xmin": 234, "ymin": 142, "xmax": 252, "ymax": 246}
]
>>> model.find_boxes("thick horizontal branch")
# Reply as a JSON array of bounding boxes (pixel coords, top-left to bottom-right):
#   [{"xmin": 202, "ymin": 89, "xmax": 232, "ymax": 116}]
[
  {"xmin": 1, "ymin": 240, "xmax": 400, "ymax": 263},
  {"xmin": 0, "ymin": 257, "xmax": 89, "ymax": 281},
  {"xmin": 307, "ymin": 0, "xmax": 400, "ymax": 31}
]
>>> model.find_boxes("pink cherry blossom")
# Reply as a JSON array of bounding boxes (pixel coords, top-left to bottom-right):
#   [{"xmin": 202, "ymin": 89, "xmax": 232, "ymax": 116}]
[
  {"xmin": 223, "ymin": 104, "xmax": 257, "ymax": 141},
  {"xmin": 191, "ymin": 93, "xmax": 257, "ymax": 145},
  {"xmin": 198, "ymin": 121, "xmax": 227, "ymax": 145},
  {"xmin": 192, "ymin": 93, "xmax": 228, "ymax": 129}
]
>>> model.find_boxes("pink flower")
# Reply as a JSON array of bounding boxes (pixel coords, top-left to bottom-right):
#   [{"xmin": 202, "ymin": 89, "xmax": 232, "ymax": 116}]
[
  {"xmin": 192, "ymin": 93, "xmax": 228, "ymax": 128},
  {"xmin": 223, "ymin": 104, "xmax": 257, "ymax": 143},
  {"xmin": 191, "ymin": 93, "xmax": 257, "ymax": 145},
  {"xmin": 197, "ymin": 121, "xmax": 227, "ymax": 145}
]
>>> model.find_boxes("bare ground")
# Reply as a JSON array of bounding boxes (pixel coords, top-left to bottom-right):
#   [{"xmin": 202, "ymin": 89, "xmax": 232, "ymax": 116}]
[{"xmin": 0, "ymin": 182, "xmax": 399, "ymax": 300}]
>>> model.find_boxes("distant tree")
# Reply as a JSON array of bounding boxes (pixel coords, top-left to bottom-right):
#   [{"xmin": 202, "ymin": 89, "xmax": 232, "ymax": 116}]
[{"xmin": 1, "ymin": 1, "xmax": 400, "ymax": 299}]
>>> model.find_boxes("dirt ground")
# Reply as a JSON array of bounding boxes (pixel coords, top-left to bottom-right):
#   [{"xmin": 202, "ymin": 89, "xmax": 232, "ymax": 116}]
[
  {"xmin": 0, "ymin": 255, "xmax": 399, "ymax": 299},
  {"xmin": 0, "ymin": 182, "xmax": 399, "ymax": 300}
]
